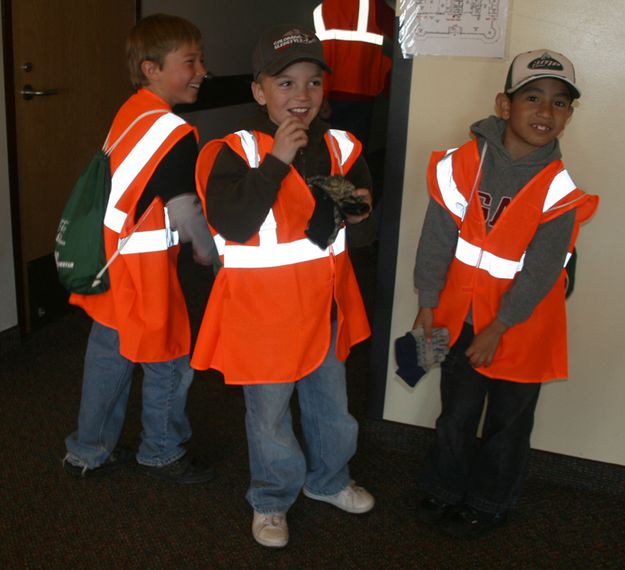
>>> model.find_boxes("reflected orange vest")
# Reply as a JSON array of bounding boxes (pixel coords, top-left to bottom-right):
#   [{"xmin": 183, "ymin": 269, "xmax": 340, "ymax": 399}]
[
  {"xmin": 313, "ymin": 0, "xmax": 391, "ymax": 97},
  {"xmin": 191, "ymin": 129, "xmax": 371, "ymax": 385},
  {"xmin": 70, "ymin": 89, "xmax": 197, "ymax": 362},
  {"xmin": 429, "ymin": 140, "xmax": 598, "ymax": 383}
]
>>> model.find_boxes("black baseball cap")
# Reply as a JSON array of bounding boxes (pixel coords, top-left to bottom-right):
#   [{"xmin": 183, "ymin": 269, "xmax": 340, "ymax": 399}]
[{"xmin": 252, "ymin": 25, "xmax": 331, "ymax": 80}]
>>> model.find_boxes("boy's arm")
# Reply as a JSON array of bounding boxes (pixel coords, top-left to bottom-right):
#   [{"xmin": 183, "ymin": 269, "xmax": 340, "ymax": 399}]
[
  {"xmin": 204, "ymin": 145, "xmax": 290, "ymax": 243},
  {"xmin": 206, "ymin": 117, "xmax": 309, "ymax": 243},
  {"xmin": 496, "ymin": 210, "xmax": 575, "ymax": 326},
  {"xmin": 413, "ymin": 198, "xmax": 459, "ymax": 338},
  {"xmin": 137, "ymin": 133, "xmax": 214, "ymax": 266},
  {"xmin": 344, "ymin": 155, "xmax": 377, "ymax": 247}
]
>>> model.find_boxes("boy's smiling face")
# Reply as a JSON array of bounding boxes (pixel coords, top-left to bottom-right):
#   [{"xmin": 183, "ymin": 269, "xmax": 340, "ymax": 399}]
[
  {"xmin": 497, "ymin": 77, "xmax": 574, "ymax": 160},
  {"xmin": 252, "ymin": 61, "xmax": 324, "ymax": 127},
  {"xmin": 143, "ymin": 41, "xmax": 206, "ymax": 107}
]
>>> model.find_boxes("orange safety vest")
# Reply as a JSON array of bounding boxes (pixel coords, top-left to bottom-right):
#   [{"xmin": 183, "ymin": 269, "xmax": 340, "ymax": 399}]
[
  {"xmin": 429, "ymin": 140, "xmax": 598, "ymax": 383},
  {"xmin": 191, "ymin": 129, "xmax": 371, "ymax": 385},
  {"xmin": 313, "ymin": 0, "xmax": 391, "ymax": 97},
  {"xmin": 70, "ymin": 88, "xmax": 197, "ymax": 363}
]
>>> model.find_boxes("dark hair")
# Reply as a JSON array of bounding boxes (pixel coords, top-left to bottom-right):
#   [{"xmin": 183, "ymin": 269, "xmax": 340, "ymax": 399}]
[
  {"xmin": 126, "ymin": 13, "xmax": 202, "ymax": 88},
  {"xmin": 507, "ymin": 79, "xmax": 575, "ymax": 103}
]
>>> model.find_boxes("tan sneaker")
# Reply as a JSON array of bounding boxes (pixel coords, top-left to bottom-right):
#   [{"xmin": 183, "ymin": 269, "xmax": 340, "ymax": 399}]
[
  {"xmin": 252, "ymin": 511, "xmax": 288, "ymax": 548},
  {"xmin": 303, "ymin": 481, "xmax": 375, "ymax": 514}
]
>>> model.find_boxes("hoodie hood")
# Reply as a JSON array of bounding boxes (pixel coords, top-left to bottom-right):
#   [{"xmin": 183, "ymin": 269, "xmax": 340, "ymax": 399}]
[{"xmin": 468, "ymin": 115, "xmax": 563, "ymax": 230}]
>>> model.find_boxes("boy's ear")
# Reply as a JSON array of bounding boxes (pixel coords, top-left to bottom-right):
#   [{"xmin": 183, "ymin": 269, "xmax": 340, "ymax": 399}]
[
  {"xmin": 141, "ymin": 60, "xmax": 161, "ymax": 82},
  {"xmin": 495, "ymin": 92, "xmax": 511, "ymax": 119},
  {"xmin": 251, "ymin": 80, "xmax": 266, "ymax": 106}
]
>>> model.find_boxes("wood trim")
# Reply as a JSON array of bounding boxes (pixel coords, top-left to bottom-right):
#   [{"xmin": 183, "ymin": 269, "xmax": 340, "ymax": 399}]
[{"xmin": 1, "ymin": 0, "xmax": 26, "ymax": 329}]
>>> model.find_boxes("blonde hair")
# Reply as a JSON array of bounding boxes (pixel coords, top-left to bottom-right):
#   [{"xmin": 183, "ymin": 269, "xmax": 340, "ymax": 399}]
[{"xmin": 126, "ymin": 13, "xmax": 202, "ymax": 88}]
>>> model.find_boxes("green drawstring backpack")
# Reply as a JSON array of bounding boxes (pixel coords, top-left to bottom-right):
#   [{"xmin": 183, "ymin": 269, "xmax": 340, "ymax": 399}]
[
  {"xmin": 54, "ymin": 148, "xmax": 112, "ymax": 294},
  {"xmin": 54, "ymin": 109, "xmax": 167, "ymax": 295}
]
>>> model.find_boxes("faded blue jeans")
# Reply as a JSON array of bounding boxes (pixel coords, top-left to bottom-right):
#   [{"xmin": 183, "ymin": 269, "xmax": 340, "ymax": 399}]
[
  {"xmin": 65, "ymin": 321, "xmax": 193, "ymax": 468},
  {"xmin": 243, "ymin": 322, "xmax": 358, "ymax": 514}
]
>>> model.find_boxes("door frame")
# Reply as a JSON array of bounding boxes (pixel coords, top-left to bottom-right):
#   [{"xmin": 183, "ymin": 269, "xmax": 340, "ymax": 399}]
[{"xmin": 0, "ymin": 0, "xmax": 141, "ymax": 332}]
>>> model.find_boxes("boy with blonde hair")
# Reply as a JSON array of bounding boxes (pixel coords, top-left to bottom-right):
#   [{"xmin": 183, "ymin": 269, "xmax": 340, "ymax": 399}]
[{"xmin": 64, "ymin": 14, "xmax": 214, "ymax": 484}]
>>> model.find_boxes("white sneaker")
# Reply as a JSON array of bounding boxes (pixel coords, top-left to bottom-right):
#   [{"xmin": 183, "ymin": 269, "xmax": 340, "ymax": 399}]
[
  {"xmin": 252, "ymin": 511, "xmax": 288, "ymax": 548},
  {"xmin": 303, "ymin": 481, "xmax": 375, "ymax": 514}
]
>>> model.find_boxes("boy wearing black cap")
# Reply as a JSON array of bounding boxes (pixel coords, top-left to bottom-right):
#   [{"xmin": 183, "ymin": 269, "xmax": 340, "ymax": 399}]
[
  {"xmin": 192, "ymin": 25, "xmax": 376, "ymax": 548},
  {"xmin": 412, "ymin": 49, "xmax": 598, "ymax": 538}
]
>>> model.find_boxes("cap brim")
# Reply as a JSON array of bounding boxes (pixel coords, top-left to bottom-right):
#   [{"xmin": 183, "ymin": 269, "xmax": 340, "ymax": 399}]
[
  {"xmin": 259, "ymin": 57, "xmax": 332, "ymax": 79},
  {"xmin": 507, "ymin": 75, "xmax": 581, "ymax": 99}
]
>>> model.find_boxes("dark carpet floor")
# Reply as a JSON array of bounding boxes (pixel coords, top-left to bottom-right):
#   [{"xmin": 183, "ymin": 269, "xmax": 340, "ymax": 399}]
[{"xmin": 1, "ymin": 247, "xmax": 624, "ymax": 569}]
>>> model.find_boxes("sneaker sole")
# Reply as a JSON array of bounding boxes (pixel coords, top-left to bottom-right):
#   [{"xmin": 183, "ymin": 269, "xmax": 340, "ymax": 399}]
[
  {"xmin": 302, "ymin": 488, "xmax": 375, "ymax": 514},
  {"xmin": 252, "ymin": 533, "xmax": 288, "ymax": 549}
]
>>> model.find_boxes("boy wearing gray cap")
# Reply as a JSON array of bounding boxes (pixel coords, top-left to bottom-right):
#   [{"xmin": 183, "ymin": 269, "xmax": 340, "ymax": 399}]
[
  {"xmin": 412, "ymin": 49, "xmax": 598, "ymax": 538},
  {"xmin": 192, "ymin": 25, "xmax": 377, "ymax": 548}
]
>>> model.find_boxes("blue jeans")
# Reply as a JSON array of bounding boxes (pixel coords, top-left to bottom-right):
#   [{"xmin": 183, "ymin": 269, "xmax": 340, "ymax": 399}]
[
  {"xmin": 243, "ymin": 323, "xmax": 358, "ymax": 514},
  {"xmin": 65, "ymin": 321, "xmax": 193, "ymax": 468},
  {"xmin": 419, "ymin": 324, "xmax": 541, "ymax": 514}
]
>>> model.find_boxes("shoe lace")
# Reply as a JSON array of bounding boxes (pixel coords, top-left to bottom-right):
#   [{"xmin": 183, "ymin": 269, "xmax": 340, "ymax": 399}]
[
  {"xmin": 62, "ymin": 453, "xmax": 89, "ymax": 476},
  {"xmin": 261, "ymin": 513, "xmax": 286, "ymax": 528},
  {"xmin": 339, "ymin": 483, "xmax": 366, "ymax": 504}
]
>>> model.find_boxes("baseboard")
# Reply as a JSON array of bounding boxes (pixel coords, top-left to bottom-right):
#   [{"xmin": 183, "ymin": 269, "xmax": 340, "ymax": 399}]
[
  {"xmin": 362, "ymin": 419, "xmax": 625, "ymax": 497},
  {"xmin": 0, "ymin": 325, "xmax": 21, "ymax": 357}
]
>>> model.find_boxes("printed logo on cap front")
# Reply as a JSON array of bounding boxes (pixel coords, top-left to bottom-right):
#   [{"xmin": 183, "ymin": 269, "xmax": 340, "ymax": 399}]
[
  {"xmin": 274, "ymin": 28, "xmax": 318, "ymax": 51},
  {"xmin": 528, "ymin": 52, "xmax": 564, "ymax": 71}
]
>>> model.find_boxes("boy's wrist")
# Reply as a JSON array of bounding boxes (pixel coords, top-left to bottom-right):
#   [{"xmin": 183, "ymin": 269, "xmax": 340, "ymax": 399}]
[{"xmin": 261, "ymin": 153, "xmax": 291, "ymax": 182}]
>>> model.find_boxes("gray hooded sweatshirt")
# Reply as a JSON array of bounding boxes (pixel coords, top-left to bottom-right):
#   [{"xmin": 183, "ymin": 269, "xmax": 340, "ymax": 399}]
[{"xmin": 413, "ymin": 115, "xmax": 575, "ymax": 327}]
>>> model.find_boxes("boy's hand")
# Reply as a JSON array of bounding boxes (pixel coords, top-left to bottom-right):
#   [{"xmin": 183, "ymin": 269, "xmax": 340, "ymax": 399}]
[
  {"xmin": 344, "ymin": 188, "xmax": 372, "ymax": 224},
  {"xmin": 270, "ymin": 117, "xmax": 309, "ymax": 165},
  {"xmin": 465, "ymin": 319, "xmax": 508, "ymax": 368},
  {"xmin": 413, "ymin": 307, "xmax": 434, "ymax": 341}
]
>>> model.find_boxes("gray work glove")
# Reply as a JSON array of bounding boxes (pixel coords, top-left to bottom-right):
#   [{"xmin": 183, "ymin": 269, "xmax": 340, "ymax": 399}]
[
  {"xmin": 410, "ymin": 326, "xmax": 450, "ymax": 371},
  {"xmin": 166, "ymin": 193, "xmax": 215, "ymax": 267}
]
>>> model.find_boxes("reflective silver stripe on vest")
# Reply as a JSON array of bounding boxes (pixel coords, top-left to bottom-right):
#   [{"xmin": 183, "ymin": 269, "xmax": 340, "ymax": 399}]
[
  {"xmin": 104, "ymin": 113, "xmax": 186, "ymax": 252},
  {"xmin": 120, "ymin": 207, "xmax": 179, "ymax": 255},
  {"xmin": 328, "ymin": 129, "xmax": 355, "ymax": 169},
  {"xmin": 542, "ymin": 169, "xmax": 576, "ymax": 212},
  {"xmin": 213, "ymin": 130, "xmax": 348, "ymax": 268},
  {"xmin": 456, "ymin": 237, "xmax": 525, "ymax": 280},
  {"xmin": 435, "ymin": 148, "xmax": 466, "ymax": 219},
  {"xmin": 236, "ymin": 130, "xmax": 260, "ymax": 168},
  {"xmin": 224, "ymin": 227, "xmax": 346, "ymax": 269},
  {"xmin": 213, "ymin": 234, "xmax": 226, "ymax": 256},
  {"xmin": 313, "ymin": 0, "xmax": 384, "ymax": 45}
]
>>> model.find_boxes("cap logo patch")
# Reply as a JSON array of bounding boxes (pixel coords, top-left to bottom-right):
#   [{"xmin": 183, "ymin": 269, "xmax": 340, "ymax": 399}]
[
  {"xmin": 528, "ymin": 53, "xmax": 563, "ymax": 71},
  {"xmin": 273, "ymin": 29, "xmax": 318, "ymax": 51}
]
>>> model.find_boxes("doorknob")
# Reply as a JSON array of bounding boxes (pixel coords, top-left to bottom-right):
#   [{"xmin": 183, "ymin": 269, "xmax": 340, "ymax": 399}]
[{"xmin": 20, "ymin": 84, "xmax": 59, "ymax": 100}]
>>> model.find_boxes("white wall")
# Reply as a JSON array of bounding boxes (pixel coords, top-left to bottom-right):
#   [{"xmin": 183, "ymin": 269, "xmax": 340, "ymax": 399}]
[
  {"xmin": 384, "ymin": 0, "xmax": 625, "ymax": 466},
  {"xmin": 0, "ymin": 4, "xmax": 19, "ymax": 333}
]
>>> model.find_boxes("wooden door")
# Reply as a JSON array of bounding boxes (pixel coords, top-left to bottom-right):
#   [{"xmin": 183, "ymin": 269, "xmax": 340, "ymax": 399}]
[{"xmin": 7, "ymin": 0, "xmax": 137, "ymax": 329}]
